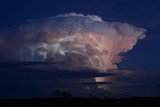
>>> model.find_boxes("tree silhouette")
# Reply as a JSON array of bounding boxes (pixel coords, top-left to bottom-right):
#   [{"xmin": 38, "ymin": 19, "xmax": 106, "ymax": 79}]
[
  {"xmin": 54, "ymin": 90, "xmax": 61, "ymax": 98},
  {"xmin": 61, "ymin": 91, "xmax": 72, "ymax": 98},
  {"xmin": 54, "ymin": 90, "xmax": 72, "ymax": 98}
]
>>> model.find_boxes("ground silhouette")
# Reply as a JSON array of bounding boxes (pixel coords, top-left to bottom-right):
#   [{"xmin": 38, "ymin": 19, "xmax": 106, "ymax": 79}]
[{"xmin": 0, "ymin": 91, "xmax": 160, "ymax": 107}]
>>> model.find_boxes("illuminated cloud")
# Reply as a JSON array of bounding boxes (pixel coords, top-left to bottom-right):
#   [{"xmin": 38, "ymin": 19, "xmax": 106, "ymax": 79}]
[{"xmin": 0, "ymin": 13, "xmax": 146, "ymax": 72}]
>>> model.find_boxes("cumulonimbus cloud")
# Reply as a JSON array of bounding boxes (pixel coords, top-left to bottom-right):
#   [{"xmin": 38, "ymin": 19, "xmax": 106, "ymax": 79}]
[{"xmin": 0, "ymin": 13, "xmax": 146, "ymax": 72}]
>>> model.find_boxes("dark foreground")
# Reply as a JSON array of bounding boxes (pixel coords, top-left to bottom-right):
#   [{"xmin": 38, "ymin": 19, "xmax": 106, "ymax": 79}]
[{"xmin": 0, "ymin": 97, "xmax": 160, "ymax": 107}]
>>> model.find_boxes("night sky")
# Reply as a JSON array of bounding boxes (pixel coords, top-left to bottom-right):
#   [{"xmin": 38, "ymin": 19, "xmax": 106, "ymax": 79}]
[{"xmin": 0, "ymin": 0, "xmax": 160, "ymax": 98}]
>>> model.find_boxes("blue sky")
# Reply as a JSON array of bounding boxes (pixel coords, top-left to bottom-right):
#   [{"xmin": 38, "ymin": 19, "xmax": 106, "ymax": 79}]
[
  {"xmin": 0, "ymin": 0, "xmax": 160, "ymax": 98},
  {"xmin": 0, "ymin": 0, "xmax": 159, "ymax": 71}
]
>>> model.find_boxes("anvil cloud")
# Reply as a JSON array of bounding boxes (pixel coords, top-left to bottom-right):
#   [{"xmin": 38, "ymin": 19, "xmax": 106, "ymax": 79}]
[{"xmin": 0, "ymin": 13, "xmax": 146, "ymax": 72}]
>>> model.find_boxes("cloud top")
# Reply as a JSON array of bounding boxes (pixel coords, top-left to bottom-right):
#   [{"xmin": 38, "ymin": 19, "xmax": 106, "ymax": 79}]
[{"xmin": 0, "ymin": 13, "xmax": 146, "ymax": 72}]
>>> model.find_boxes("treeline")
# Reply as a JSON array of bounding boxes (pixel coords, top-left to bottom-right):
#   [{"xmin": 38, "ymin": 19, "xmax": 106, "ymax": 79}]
[
  {"xmin": 1, "ymin": 97, "xmax": 160, "ymax": 107},
  {"xmin": 0, "ymin": 90, "xmax": 160, "ymax": 107}
]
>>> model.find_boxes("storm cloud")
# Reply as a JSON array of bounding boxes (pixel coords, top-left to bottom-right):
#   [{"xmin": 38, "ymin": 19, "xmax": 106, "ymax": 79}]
[{"xmin": 0, "ymin": 13, "xmax": 146, "ymax": 72}]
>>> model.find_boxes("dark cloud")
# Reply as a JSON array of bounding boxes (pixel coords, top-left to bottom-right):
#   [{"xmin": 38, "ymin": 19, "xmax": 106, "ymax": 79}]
[{"xmin": 0, "ymin": 64, "xmax": 159, "ymax": 98}]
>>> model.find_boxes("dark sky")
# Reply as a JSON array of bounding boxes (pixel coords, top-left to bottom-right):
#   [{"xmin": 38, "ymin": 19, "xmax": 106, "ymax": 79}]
[
  {"xmin": 0, "ymin": 0, "xmax": 160, "ymax": 98},
  {"xmin": 0, "ymin": 0, "xmax": 160, "ymax": 71}
]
